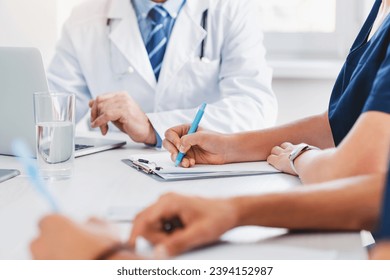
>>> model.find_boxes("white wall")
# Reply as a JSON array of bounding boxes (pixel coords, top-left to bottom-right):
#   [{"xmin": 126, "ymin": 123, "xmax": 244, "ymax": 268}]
[
  {"xmin": 0, "ymin": 0, "xmax": 87, "ymax": 65},
  {"xmin": 273, "ymin": 78, "xmax": 334, "ymax": 125},
  {"xmin": 0, "ymin": 0, "xmax": 57, "ymax": 65},
  {"xmin": 57, "ymin": 0, "xmax": 87, "ymax": 34}
]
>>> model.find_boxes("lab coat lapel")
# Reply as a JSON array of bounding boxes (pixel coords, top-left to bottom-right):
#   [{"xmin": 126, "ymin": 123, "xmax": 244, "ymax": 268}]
[
  {"xmin": 157, "ymin": 0, "xmax": 208, "ymax": 93},
  {"xmin": 107, "ymin": 0, "xmax": 156, "ymax": 89}
]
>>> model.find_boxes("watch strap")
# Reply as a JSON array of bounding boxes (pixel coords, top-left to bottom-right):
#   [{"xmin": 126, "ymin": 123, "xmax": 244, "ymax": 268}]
[{"xmin": 289, "ymin": 144, "xmax": 319, "ymax": 176}]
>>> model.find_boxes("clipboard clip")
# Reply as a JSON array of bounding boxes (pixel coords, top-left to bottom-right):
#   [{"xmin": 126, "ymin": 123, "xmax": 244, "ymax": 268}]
[{"xmin": 130, "ymin": 159, "xmax": 163, "ymax": 175}]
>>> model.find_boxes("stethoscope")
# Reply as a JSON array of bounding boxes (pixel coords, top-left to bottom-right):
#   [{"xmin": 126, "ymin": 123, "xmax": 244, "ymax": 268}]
[
  {"xmin": 199, "ymin": 9, "xmax": 209, "ymax": 62},
  {"xmin": 106, "ymin": 8, "xmax": 210, "ymax": 79}
]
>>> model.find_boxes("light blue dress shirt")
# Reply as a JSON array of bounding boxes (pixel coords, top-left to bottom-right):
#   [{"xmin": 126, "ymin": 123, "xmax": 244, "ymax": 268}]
[
  {"xmin": 131, "ymin": 0, "xmax": 186, "ymax": 147},
  {"xmin": 132, "ymin": 0, "xmax": 186, "ymax": 45}
]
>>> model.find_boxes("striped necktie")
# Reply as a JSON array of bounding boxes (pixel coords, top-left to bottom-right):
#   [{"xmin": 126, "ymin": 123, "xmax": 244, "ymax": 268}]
[{"xmin": 147, "ymin": 6, "xmax": 169, "ymax": 81}]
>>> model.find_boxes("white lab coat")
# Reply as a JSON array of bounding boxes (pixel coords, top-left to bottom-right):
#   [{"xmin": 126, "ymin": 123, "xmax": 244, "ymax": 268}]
[{"xmin": 48, "ymin": 0, "xmax": 277, "ymax": 138}]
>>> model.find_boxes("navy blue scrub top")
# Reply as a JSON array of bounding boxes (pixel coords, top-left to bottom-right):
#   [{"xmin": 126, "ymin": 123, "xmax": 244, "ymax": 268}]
[
  {"xmin": 376, "ymin": 166, "xmax": 390, "ymax": 240},
  {"xmin": 328, "ymin": 0, "xmax": 390, "ymax": 146}
]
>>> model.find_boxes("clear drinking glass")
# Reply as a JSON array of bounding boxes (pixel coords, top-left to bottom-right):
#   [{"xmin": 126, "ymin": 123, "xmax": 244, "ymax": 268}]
[{"xmin": 33, "ymin": 92, "xmax": 75, "ymax": 180}]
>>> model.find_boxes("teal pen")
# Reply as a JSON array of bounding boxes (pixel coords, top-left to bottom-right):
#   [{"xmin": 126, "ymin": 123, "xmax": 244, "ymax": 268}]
[
  {"xmin": 175, "ymin": 103, "xmax": 207, "ymax": 167},
  {"xmin": 12, "ymin": 139, "xmax": 60, "ymax": 212}
]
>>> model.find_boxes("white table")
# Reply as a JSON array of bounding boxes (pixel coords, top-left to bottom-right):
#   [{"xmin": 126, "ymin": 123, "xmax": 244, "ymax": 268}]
[{"xmin": 0, "ymin": 133, "xmax": 368, "ymax": 260}]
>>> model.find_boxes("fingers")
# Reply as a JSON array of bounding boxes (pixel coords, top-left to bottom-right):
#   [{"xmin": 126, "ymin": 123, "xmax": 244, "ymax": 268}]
[
  {"xmin": 166, "ymin": 131, "xmax": 204, "ymax": 157},
  {"xmin": 270, "ymin": 145, "xmax": 284, "ymax": 156},
  {"xmin": 163, "ymin": 139, "xmax": 194, "ymax": 167},
  {"xmin": 270, "ymin": 143, "xmax": 293, "ymax": 155},
  {"xmin": 267, "ymin": 144, "xmax": 287, "ymax": 166},
  {"xmin": 281, "ymin": 142, "xmax": 293, "ymax": 149},
  {"xmin": 89, "ymin": 100, "xmax": 94, "ymax": 109},
  {"xmin": 100, "ymin": 124, "xmax": 109, "ymax": 136},
  {"xmin": 129, "ymin": 193, "xmax": 184, "ymax": 248},
  {"xmin": 92, "ymin": 112, "xmax": 114, "ymax": 133},
  {"xmin": 179, "ymin": 157, "xmax": 195, "ymax": 168},
  {"xmin": 266, "ymin": 154, "xmax": 277, "ymax": 166},
  {"xmin": 163, "ymin": 138, "xmax": 178, "ymax": 160},
  {"xmin": 90, "ymin": 92, "xmax": 131, "ymax": 135},
  {"xmin": 164, "ymin": 125, "xmax": 199, "ymax": 168},
  {"xmin": 179, "ymin": 133, "xmax": 205, "ymax": 153},
  {"xmin": 129, "ymin": 193, "xmax": 221, "ymax": 258},
  {"xmin": 90, "ymin": 97, "xmax": 109, "ymax": 135},
  {"xmin": 164, "ymin": 124, "xmax": 191, "ymax": 151},
  {"xmin": 129, "ymin": 196, "xmax": 214, "ymax": 257},
  {"xmin": 89, "ymin": 99, "xmax": 98, "ymax": 123}
]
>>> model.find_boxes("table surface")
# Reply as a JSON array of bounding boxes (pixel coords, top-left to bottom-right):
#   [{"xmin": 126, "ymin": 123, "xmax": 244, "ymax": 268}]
[{"xmin": 0, "ymin": 132, "xmax": 369, "ymax": 260}]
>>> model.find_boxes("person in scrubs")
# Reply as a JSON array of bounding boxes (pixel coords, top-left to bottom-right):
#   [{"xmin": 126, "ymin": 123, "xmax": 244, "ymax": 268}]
[{"xmin": 48, "ymin": 0, "xmax": 277, "ymax": 146}]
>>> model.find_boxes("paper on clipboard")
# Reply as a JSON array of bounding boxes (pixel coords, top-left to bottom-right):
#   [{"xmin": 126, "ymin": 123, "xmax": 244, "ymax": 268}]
[{"xmin": 124, "ymin": 152, "xmax": 280, "ymax": 181}]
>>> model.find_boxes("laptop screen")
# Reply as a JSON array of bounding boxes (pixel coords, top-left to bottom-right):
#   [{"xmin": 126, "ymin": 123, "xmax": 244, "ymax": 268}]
[{"xmin": 376, "ymin": 165, "xmax": 390, "ymax": 240}]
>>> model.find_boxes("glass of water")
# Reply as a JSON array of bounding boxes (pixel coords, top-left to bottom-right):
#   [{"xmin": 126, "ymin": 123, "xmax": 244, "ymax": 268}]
[{"xmin": 33, "ymin": 92, "xmax": 75, "ymax": 180}]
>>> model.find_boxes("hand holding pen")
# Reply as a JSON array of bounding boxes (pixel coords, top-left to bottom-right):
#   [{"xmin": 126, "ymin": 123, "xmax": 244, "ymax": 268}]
[
  {"xmin": 129, "ymin": 193, "xmax": 235, "ymax": 258},
  {"xmin": 175, "ymin": 103, "xmax": 207, "ymax": 167},
  {"xmin": 163, "ymin": 124, "xmax": 229, "ymax": 169}
]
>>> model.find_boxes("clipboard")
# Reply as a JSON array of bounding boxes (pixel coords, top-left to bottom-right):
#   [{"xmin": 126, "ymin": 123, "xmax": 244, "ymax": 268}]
[{"xmin": 123, "ymin": 152, "xmax": 281, "ymax": 181}]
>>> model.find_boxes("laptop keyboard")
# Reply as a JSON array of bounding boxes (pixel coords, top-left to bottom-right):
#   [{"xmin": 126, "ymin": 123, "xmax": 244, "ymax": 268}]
[{"xmin": 75, "ymin": 144, "xmax": 93, "ymax": 151}]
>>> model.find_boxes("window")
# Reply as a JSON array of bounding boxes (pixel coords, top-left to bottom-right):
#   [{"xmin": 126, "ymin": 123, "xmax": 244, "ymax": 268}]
[{"xmin": 257, "ymin": 0, "xmax": 367, "ymax": 59}]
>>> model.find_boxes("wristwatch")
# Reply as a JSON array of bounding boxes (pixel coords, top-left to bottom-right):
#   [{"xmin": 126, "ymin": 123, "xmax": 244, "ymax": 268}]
[{"xmin": 288, "ymin": 144, "xmax": 319, "ymax": 175}]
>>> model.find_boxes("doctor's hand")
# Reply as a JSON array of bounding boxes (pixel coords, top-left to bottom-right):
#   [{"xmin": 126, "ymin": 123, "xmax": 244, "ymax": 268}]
[
  {"xmin": 163, "ymin": 124, "xmax": 231, "ymax": 168},
  {"xmin": 31, "ymin": 215, "xmax": 139, "ymax": 260},
  {"xmin": 89, "ymin": 92, "xmax": 157, "ymax": 145},
  {"xmin": 128, "ymin": 193, "xmax": 237, "ymax": 258}
]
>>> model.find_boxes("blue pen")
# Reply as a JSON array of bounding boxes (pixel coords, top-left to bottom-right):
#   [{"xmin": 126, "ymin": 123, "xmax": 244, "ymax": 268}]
[
  {"xmin": 175, "ymin": 103, "xmax": 207, "ymax": 167},
  {"xmin": 12, "ymin": 139, "xmax": 60, "ymax": 212}
]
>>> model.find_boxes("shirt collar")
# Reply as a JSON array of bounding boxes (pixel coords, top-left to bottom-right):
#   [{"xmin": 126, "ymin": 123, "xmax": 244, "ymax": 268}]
[{"xmin": 132, "ymin": 0, "xmax": 185, "ymax": 20}]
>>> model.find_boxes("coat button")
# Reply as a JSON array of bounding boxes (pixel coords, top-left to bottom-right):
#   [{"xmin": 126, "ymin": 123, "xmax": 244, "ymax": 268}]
[{"xmin": 127, "ymin": 66, "xmax": 135, "ymax": 74}]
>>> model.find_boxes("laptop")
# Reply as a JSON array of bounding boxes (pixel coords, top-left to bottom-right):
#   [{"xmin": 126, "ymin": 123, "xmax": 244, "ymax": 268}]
[{"xmin": 0, "ymin": 47, "xmax": 126, "ymax": 157}]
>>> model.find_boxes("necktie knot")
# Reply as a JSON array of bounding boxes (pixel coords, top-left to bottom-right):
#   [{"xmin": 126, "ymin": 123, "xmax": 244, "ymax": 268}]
[{"xmin": 148, "ymin": 6, "xmax": 168, "ymax": 25}]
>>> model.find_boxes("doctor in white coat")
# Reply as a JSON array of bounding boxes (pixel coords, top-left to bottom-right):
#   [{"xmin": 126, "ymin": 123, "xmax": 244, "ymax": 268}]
[{"xmin": 48, "ymin": 0, "xmax": 277, "ymax": 146}]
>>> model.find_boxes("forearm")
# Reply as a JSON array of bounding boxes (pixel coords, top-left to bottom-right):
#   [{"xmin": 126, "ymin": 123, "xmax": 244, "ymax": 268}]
[
  {"xmin": 295, "ymin": 112, "xmax": 390, "ymax": 184},
  {"xmin": 226, "ymin": 112, "xmax": 334, "ymax": 163},
  {"xmin": 230, "ymin": 174, "xmax": 384, "ymax": 231}
]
